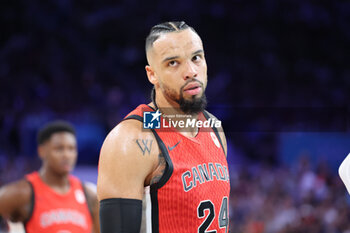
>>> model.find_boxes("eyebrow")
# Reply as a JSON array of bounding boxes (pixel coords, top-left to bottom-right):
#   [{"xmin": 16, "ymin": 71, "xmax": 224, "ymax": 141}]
[
  {"xmin": 162, "ymin": 56, "xmax": 180, "ymax": 63},
  {"xmin": 162, "ymin": 49, "xmax": 204, "ymax": 63},
  {"xmin": 192, "ymin": 49, "xmax": 204, "ymax": 55}
]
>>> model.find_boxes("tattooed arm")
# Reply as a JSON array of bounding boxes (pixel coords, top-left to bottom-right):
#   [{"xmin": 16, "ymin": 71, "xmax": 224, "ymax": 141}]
[
  {"xmin": 97, "ymin": 119, "xmax": 162, "ymax": 232},
  {"xmin": 97, "ymin": 119, "xmax": 160, "ymax": 200}
]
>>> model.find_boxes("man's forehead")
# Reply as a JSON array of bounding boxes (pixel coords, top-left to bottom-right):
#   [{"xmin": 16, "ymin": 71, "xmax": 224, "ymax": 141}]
[
  {"xmin": 152, "ymin": 29, "xmax": 203, "ymax": 57},
  {"xmin": 49, "ymin": 132, "xmax": 76, "ymax": 143}
]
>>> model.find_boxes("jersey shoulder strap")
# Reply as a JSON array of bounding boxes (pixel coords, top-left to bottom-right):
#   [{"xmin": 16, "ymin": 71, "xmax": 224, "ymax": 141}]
[
  {"xmin": 122, "ymin": 105, "xmax": 173, "ymax": 189},
  {"xmin": 202, "ymin": 110, "xmax": 225, "ymax": 153}
]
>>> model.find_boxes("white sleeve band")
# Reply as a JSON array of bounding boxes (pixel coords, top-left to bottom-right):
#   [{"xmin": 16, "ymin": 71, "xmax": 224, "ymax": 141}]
[{"xmin": 339, "ymin": 153, "xmax": 350, "ymax": 194}]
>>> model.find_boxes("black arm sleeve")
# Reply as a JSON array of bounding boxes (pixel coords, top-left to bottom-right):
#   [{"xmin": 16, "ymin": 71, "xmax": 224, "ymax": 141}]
[{"xmin": 99, "ymin": 198, "xmax": 142, "ymax": 233}]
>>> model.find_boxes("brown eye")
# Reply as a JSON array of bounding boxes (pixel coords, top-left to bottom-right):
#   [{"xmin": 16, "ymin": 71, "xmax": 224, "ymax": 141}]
[
  {"xmin": 192, "ymin": 55, "xmax": 202, "ymax": 62},
  {"xmin": 168, "ymin": 60, "xmax": 178, "ymax": 67}
]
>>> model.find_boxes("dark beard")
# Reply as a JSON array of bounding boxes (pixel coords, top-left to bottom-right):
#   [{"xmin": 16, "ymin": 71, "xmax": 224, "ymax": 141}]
[
  {"xmin": 178, "ymin": 92, "xmax": 207, "ymax": 114},
  {"xmin": 158, "ymin": 79, "xmax": 207, "ymax": 114}
]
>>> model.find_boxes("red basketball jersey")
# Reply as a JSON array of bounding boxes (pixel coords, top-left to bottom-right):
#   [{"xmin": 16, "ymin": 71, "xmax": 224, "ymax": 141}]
[
  {"xmin": 125, "ymin": 104, "xmax": 230, "ymax": 233},
  {"xmin": 25, "ymin": 172, "xmax": 93, "ymax": 233}
]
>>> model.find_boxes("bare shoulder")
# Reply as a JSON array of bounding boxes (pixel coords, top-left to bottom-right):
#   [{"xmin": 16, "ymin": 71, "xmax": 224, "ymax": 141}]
[
  {"xmin": 204, "ymin": 111, "xmax": 227, "ymax": 157},
  {"xmin": 0, "ymin": 179, "xmax": 32, "ymax": 205},
  {"xmin": 0, "ymin": 179, "xmax": 32, "ymax": 221},
  {"xmin": 97, "ymin": 119, "xmax": 159, "ymax": 200},
  {"xmin": 106, "ymin": 119, "xmax": 157, "ymax": 155},
  {"xmin": 100, "ymin": 120, "xmax": 159, "ymax": 164}
]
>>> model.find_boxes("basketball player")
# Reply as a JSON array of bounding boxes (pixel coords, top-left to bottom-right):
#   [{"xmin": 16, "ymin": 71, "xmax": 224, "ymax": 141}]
[
  {"xmin": 339, "ymin": 153, "xmax": 350, "ymax": 194},
  {"xmin": 98, "ymin": 21, "xmax": 230, "ymax": 233},
  {"xmin": 0, "ymin": 121, "xmax": 100, "ymax": 233}
]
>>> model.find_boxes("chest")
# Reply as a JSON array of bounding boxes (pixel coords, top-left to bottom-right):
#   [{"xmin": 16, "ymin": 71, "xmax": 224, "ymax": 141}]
[{"xmin": 157, "ymin": 129, "xmax": 229, "ymax": 192}]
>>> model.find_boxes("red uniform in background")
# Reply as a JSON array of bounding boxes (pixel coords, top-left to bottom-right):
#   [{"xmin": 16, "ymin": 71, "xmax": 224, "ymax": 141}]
[{"xmin": 25, "ymin": 172, "xmax": 93, "ymax": 233}]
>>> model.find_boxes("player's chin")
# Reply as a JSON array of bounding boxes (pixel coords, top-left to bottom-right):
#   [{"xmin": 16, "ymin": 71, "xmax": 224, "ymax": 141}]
[
  {"xmin": 188, "ymin": 93, "xmax": 203, "ymax": 100},
  {"xmin": 183, "ymin": 90, "xmax": 203, "ymax": 98},
  {"xmin": 57, "ymin": 165, "xmax": 74, "ymax": 174}
]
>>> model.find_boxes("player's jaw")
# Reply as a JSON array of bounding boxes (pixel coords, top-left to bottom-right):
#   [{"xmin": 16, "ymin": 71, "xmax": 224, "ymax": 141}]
[
  {"xmin": 59, "ymin": 159, "xmax": 75, "ymax": 173},
  {"xmin": 178, "ymin": 91, "xmax": 207, "ymax": 115},
  {"xmin": 49, "ymin": 159, "xmax": 75, "ymax": 176},
  {"xmin": 167, "ymin": 80, "xmax": 207, "ymax": 114}
]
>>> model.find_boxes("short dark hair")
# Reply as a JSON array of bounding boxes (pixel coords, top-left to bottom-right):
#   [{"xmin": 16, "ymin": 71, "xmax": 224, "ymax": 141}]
[
  {"xmin": 37, "ymin": 121, "xmax": 76, "ymax": 145},
  {"xmin": 145, "ymin": 21, "xmax": 198, "ymax": 53}
]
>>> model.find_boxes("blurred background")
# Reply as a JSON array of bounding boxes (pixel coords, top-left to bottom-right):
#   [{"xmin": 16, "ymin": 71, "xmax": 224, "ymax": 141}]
[{"xmin": 0, "ymin": 0, "xmax": 349, "ymax": 232}]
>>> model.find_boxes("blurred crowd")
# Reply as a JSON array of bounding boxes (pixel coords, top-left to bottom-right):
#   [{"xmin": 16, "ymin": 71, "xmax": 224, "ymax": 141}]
[
  {"xmin": 0, "ymin": 154, "xmax": 39, "ymax": 186},
  {"xmin": 230, "ymin": 157, "xmax": 350, "ymax": 233},
  {"xmin": 1, "ymin": 1, "xmax": 349, "ymax": 233},
  {"xmin": 1, "ymin": 1, "xmax": 349, "ymax": 231},
  {"xmin": 0, "ymin": 0, "xmax": 349, "ymax": 163}
]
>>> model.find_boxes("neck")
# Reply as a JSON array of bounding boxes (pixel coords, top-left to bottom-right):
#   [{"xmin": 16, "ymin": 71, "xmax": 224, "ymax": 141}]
[
  {"xmin": 39, "ymin": 167, "xmax": 70, "ymax": 189},
  {"xmin": 152, "ymin": 91, "xmax": 200, "ymax": 138}
]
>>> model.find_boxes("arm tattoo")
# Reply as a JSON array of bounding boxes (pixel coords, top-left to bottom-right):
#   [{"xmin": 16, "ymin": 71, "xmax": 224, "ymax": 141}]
[
  {"xmin": 135, "ymin": 139, "xmax": 153, "ymax": 155},
  {"xmin": 150, "ymin": 153, "xmax": 166, "ymax": 185}
]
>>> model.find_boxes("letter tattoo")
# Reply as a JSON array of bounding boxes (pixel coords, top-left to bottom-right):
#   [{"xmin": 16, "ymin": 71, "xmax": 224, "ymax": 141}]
[{"xmin": 135, "ymin": 139, "xmax": 153, "ymax": 155}]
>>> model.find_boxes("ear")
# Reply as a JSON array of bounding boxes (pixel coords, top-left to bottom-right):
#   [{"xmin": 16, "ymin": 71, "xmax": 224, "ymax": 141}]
[
  {"xmin": 145, "ymin": 65, "xmax": 158, "ymax": 85},
  {"xmin": 38, "ymin": 144, "xmax": 46, "ymax": 160}
]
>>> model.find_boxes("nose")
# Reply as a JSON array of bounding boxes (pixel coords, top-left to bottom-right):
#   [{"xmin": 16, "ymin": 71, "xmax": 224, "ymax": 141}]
[
  {"xmin": 62, "ymin": 149, "xmax": 71, "ymax": 160},
  {"xmin": 183, "ymin": 61, "xmax": 198, "ymax": 80},
  {"xmin": 63, "ymin": 147, "xmax": 76, "ymax": 160}
]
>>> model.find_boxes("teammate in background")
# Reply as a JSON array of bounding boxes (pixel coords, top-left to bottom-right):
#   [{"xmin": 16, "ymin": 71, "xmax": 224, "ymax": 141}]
[
  {"xmin": 0, "ymin": 121, "xmax": 100, "ymax": 233},
  {"xmin": 339, "ymin": 153, "xmax": 350, "ymax": 194},
  {"xmin": 98, "ymin": 21, "xmax": 230, "ymax": 233}
]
